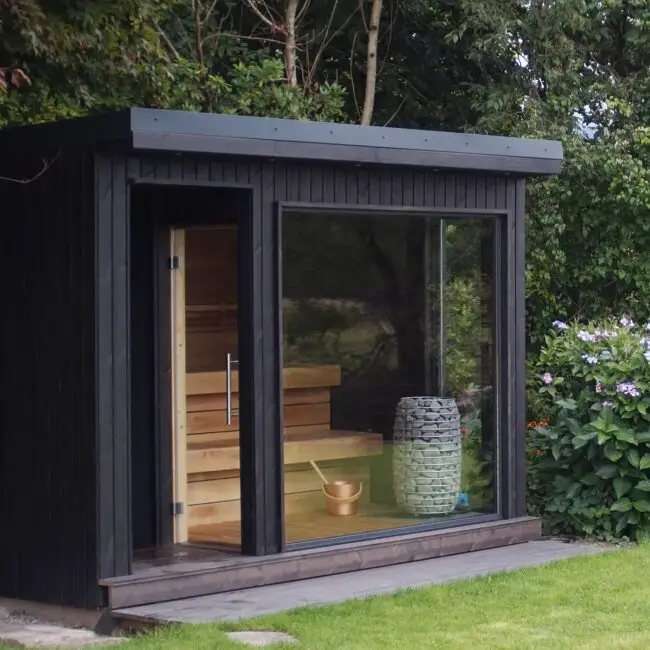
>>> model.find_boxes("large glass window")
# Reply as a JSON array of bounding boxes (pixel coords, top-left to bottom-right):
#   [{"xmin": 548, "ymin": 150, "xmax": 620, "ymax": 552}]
[{"xmin": 281, "ymin": 209, "xmax": 498, "ymax": 544}]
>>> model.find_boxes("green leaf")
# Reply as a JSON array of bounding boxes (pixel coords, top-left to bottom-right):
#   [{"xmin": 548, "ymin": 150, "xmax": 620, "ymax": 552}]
[
  {"xmin": 592, "ymin": 418, "xmax": 611, "ymax": 432},
  {"xmin": 636, "ymin": 431, "xmax": 650, "ymax": 443},
  {"xmin": 604, "ymin": 443, "xmax": 623, "ymax": 462},
  {"xmin": 640, "ymin": 454, "xmax": 650, "ymax": 470},
  {"xmin": 628, "ymin": 448, "xmax": 641, "ymax": 468},
  {"xmin": 551, "ymin": 443, "xmax": 562, "ymax": 460},
  {"xmin": 613, "ymin": 428, "xmax": 637, "ymax": 445},
  {"xmin": 635, "ymin": 480, "xmax": 650, "ymax": 492},
  {"xmin": 566, "ymin": 418, "xmax": 583, "ymax": 436},
  {"xmin": 614, "ymin": 477, "xmax": 632, "ymax": 498},
  {"xmin": 595, "ymin": 464, "xmax": 619, "ymax": 479},
  {"xmin": 611, "ymin": 498, "xmax": 633, "ymax": 512},
  {"xmin": 597, "ymin": 432, "xmax": 611, "ymax": 445},
  {"xmin": 566, "ymin": 482, "xmax": 582, "ymax": 499},
  {"xmin": 633, "ymin": 500, "xmax": 650, "ymax": 512},
  {"xmin": 581, "ymin": 473, "xmax": 601, "ymax": 486},
  {"xmin": 556, "ymin": 398, "xmax": 577, "ymax": 411}
]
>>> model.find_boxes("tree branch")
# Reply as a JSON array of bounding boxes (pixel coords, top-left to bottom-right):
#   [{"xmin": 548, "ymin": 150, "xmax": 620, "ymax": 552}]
[
  {"xmin": 201, "ymin": 0, "xmax": 220, "ymax": 25},
  {"xmin": 203, "ymin": 31, "xmax": 289, "ymax": 49},
  {"xmin": 241, "ymin": 0, "xmax": 282, "ymax": 32},
  {"xmin": 149, "ymin": 19, "xmax": 181, "ymax": 61},
  {"xmin": 349, "ymin": 31, "xmax": 361, "ymax": 121},
  {"xmin": 0, "ymin": 150, "xmax": 61, "ymax": 185},
  {"xmin": 360, "ymin": 0, "xmax": 383, "ymax": 125},
  {"xmin": 305, "ymin": 0, "xmax": 360, "ymax": 89}
]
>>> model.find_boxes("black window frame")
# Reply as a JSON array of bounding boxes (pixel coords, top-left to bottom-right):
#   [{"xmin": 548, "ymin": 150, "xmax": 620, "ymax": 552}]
[{"xmin": 275, "ymin": 202, "xmax": 512, "ymax": 551}]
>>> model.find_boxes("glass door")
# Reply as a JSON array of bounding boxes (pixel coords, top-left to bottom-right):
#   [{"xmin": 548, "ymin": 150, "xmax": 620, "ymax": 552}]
[{"xmin": 172, "ymin": 224, "xmax": 243, "ymax": 548}]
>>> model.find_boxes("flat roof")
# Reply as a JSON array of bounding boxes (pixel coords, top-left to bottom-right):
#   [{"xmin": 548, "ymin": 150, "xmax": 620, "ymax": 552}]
[{"xmin": 0, "ymin": 107, "xmax": 563, "ymax": 175}]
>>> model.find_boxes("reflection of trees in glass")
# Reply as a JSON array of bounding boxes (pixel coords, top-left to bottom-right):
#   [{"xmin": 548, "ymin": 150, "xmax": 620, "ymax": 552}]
[
  {"xmin": 282, "ymin": 213, "xmax": 429, "ymax": 390},
  {"xmin": 283, "ymin": 298, "xmax": 393, "ymax": 374},
  {"xmin": 441, "ymin": 220, "xmax": 496, "ymax": 512}
]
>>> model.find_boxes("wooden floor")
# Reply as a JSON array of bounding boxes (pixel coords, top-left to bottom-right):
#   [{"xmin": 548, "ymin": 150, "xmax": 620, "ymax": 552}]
[{"xmin": 188, "ymin": 506, "xmax": 469, "ymax": 545}]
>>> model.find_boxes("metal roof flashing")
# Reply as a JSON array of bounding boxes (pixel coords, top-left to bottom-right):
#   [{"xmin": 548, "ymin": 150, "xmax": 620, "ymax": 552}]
[{"xmin": 0, "ymin": 107, "xmax": 563, "ymax": 176}]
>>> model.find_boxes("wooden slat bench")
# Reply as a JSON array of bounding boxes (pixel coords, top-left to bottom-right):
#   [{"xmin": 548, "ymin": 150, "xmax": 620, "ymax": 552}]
[{"xmin": 185, "ymin": 365, "xmax": 383, "ymax": 534}]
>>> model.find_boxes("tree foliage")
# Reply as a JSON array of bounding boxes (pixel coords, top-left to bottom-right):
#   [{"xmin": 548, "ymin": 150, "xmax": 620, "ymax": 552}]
[{"xmin": 4, "ymin": 1, "xmax": 650, "ymax": 364}]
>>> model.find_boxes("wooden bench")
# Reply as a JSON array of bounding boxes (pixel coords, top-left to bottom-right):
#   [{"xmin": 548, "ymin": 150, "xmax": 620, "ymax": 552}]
[{"xmin": 185, "ymin": 365, "xmax": 383, "ymax": 531}]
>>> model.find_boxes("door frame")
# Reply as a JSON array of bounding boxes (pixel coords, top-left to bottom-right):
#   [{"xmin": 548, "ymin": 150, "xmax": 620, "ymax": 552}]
[{"xmin": 132, "ymin": 178, "xmax": 281, "ymax": 557}]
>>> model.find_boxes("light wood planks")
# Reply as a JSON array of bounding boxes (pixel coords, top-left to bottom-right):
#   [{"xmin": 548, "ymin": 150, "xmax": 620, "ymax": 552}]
[
  {"xmin": 188, "ymin": 402, "xmax": 331, "ymax": 435},
  {"xmin": 187, "ymin": 430, "xmax": 383, "ymax": 474},
  {"xmin": 186, "ymin": 365, "xmax": 342, "ymax": 396},
  {"xmin": 189, "ymin": 506, "xmax": 418, "ymax": 545},
  {"xmin": 188, "ymin": 464, "xmax": 370, "ymax": 506},
  {"xmin": 184, "ymin": 226, "xmax": 238, "ymax": 373},
  {"xmin": 171, "ymin": 228, "xmax": 189, "ymax": 544},
  {"xmin": 187, "ymin": 388, "xmax": 330, "ymax": 413}
]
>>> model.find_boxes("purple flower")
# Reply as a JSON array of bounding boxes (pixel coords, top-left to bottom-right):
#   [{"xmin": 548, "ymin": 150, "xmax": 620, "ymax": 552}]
[
  {"xmin": 645, "ymin": 351, "xmax": 650, "ymax": 362},
  {"xmin": 596, "ymin": 382, "xmax": 604, "ymax": 393},
  {"xmin": 595, "ymin": 329, "xmax": 617, "ymax": 341},
  {"xmin": 602, "ymin": 400, "xmax": 614, "ymax": 409},
  {"xmin": 541, "ymin": 372, "xmax": 554, "ymax": 385},
  {"xmin": 600, "ymin": 350, "xmax": 613, "ymax": 360},
  {"xmin": 552, "ymin": 320, "xmax": 569, "ymax": 330},
  {"xmin": 582, "ymin": 354, "xmax": 598, "ymax": 365},
  {"xmin": 577, "ymin": 330, "xmax": 597, "ymax": 343},
  {"xmin": 620, "ymin": 317, "xmax": 635, "ymax": 329},
  {"xmin": 616, "ymin": 381, "xmax": 641, "ymax": 398}
]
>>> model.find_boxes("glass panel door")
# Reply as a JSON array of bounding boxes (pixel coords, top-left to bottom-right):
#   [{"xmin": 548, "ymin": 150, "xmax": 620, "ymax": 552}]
[
  {"xmin": 175, "ymin": 224, "xmax": 242, "ymax": 548},
  {"xmin": 280, "ymin": 209, "xmax": 498, "ymax": 545}
]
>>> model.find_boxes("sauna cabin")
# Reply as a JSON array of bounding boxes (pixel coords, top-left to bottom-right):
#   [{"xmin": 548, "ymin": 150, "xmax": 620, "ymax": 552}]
[{"xmin": 0, "ymin": 108, "xmax": 562, "ymax": 611}]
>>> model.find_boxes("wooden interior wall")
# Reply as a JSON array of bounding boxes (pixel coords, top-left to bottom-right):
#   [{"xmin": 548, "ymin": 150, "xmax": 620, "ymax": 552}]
[{"xmin": 185, "ymin": 226, "xmax": 238, "ymax": 373}]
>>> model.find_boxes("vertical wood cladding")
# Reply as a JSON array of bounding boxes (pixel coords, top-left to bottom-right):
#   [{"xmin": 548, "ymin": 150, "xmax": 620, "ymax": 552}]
[
  {"xmin": 0, "ymin": 151, "xmax": 98, "ymax": 608},
  {"xmin": 96, "ymin": 153, "xmax": 526, "ymax": 569}
]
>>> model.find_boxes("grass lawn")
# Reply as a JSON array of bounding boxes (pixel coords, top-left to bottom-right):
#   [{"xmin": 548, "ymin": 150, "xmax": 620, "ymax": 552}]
[{"xmin": 3, "ymin": 542, "xmax": 650, "ymax": 649}]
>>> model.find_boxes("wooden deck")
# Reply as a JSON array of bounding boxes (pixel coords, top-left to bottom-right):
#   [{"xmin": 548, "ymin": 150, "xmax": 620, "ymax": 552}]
[{"xmin": 102, "ymin": 517, "xmax": 542, "ymax": 610}]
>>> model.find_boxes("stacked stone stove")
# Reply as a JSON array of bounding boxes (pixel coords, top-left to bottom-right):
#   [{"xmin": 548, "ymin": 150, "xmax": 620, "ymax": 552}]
[{"xmin": 392, "ymin": 397, "xmax": 462, "ymax": 516}]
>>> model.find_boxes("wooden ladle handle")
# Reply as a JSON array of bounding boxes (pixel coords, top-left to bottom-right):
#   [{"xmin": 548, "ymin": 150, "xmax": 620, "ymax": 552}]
[{"xmin": 309, "ymin": 460, "xmax": 329, "ymax": 486}]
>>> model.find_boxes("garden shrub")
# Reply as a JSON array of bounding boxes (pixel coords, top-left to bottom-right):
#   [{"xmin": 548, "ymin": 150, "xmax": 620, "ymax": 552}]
[{"xmin": 528, "ymin": 318, "xmax": 650, "ymax": 541}]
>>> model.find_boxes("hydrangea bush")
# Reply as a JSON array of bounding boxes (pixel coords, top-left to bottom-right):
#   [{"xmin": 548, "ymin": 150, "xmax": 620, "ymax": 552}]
[{"xmin": 528, "ymin": 318, "xmax": 650, "ymax": 541}]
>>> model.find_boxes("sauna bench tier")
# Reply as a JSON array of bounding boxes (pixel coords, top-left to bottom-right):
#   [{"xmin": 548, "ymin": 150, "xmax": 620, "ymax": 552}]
[{"xmin": 186, "ymin": 364, "xmax": 384, "ymax": 475}]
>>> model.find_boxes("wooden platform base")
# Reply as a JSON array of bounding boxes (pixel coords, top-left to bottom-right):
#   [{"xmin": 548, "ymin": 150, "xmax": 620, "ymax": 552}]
[
  {"xmin": 188, "ymin": 506, "xmax": 473, "ymax": 546},
  {"xmin": 102, "ymin": 517, "xmax": 541, "ymax": 609}
]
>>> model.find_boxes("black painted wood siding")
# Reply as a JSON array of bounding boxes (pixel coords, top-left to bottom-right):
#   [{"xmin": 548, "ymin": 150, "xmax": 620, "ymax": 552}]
[
  {"xmin": 97, "ymin": 152, "xmax": 527, "ymax": 577},
  {"xmin": 0, "ymin": 151, "xmax": 98, "ymax": 608}
]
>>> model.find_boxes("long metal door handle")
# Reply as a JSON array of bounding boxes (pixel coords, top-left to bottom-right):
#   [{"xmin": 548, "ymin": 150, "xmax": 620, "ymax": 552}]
[{"xmin": 226, "ymin": 353, "xmax": 239, "ymax": 425}]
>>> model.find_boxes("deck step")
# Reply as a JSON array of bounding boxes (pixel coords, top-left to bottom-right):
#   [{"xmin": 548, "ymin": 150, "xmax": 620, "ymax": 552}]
[
  {"xmin": 103, "ymin": 517, "xmax": 540, "ymax": 610},
  {"xmin": 111, "ymin": 538, "xmax": 608, "ymax": 626}
]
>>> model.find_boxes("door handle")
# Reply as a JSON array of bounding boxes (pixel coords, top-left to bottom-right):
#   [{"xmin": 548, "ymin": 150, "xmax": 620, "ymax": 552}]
[{"xmin": 226, "ymin": 352, "xmax": 239, "ymax": 425}]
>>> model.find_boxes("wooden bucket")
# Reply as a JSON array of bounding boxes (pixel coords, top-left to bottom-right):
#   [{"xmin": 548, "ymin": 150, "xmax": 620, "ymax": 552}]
[{"xmin": 322, "ymin": 480, "xmax": 363, "ymax": 516}]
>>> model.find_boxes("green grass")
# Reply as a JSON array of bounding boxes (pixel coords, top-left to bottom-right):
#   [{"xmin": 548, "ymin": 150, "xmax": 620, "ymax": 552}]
[{"xmin": 4, "ymin": 543, "xmax": 650, "ymax": 649}]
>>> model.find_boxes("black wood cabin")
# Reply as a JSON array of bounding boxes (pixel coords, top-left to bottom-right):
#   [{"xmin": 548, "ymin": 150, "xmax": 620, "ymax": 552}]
[{"xmin": 0, "ymin": 109, "xmax": 562, "ymax": 612}]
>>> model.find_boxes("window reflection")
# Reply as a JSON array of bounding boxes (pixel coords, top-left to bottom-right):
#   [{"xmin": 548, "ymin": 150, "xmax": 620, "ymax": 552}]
[{"xmin": 281, "ymin": 210, "xmax": 497, "ymax": 544}]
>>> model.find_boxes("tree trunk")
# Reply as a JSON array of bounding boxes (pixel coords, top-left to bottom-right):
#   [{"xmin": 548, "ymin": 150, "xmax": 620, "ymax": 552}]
[
  {"xmin": 285, "ymin": 0, "xmax": 299, "ymax": 86},
  {"xmin": 360, "ymin": 0, "xmax": 383, "ymax": 125}
]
